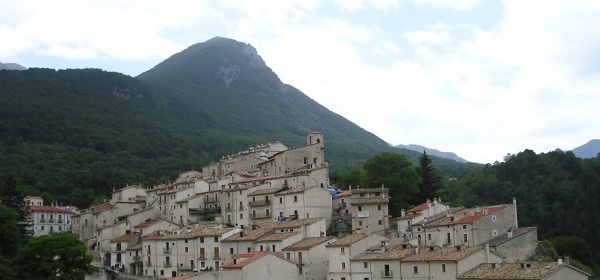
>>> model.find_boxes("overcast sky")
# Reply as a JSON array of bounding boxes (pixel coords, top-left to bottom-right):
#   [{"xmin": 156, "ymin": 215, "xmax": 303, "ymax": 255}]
[{"xmin": 1, "ymin": 0, "xmax": 599, "ymax": 163}]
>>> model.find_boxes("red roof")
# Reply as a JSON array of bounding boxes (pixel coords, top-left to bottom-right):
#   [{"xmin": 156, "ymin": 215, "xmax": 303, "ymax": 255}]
[
  {"xmin": 87, "ymin": 202, "xmax": 112, "ymax": 213},
  {"xmin": 395, "ymin": 212, "xmax": 422, "ymax": 220},
  {"xmin": 406, "ymin": 202, "xmax": 429, "ymax": 213},
  {"xmin": 135, "ymin": 219, "xmax": 160, "ymax": 228},
  {"xmin": 110, "ymin": 233, "xmax": 137, "ymax": 243},
  {"xmin": 29, "ymin": 205, "xmax": 72, "ymax": 213},
  {"xmin": 221, "ymin": 251, "xmax": 284, "ymax": 269},
  {"xmin": 334, "ymin": 190, "xmax": 352, "ymax": 197}
]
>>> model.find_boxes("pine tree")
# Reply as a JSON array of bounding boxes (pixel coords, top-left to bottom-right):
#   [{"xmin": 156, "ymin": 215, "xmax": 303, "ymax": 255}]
[{"xmin": 416, "ymin": 151, "xmax": 443, "ymax": 202}]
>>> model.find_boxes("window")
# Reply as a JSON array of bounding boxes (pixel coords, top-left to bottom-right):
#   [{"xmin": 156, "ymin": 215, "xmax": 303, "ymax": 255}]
[
  {"xmin": 378, "ymin": 205, "xmax": 381, "ymax": 211},
  {"xmin": 378, "ymin": 220, "xmax": 382, "ymax": 226},
  {"xmin": 230, "ymin": 248, "xmax": 234, "ymax": 254},
  {"xmin": 493, "ymin": 230, "xmax": 498, "ymax": 236},
  {"xmin": 364, "ymin": 262, "xmax": 368, "ymax": 268},
  {"xmin": 341, "ymin": 247, "xmax": 345, "ymax": 254},
  {"xmin": 240, "ymin": 213, "xmax": 243, "ymax": 219},
  {"xmin": 413, "ymin": 266, "xmax": 419, "ymax": 274},
  {"xmin": 287, "ymin": 252, "xmax": 291, "ymax": 259},
  {"xmin": 247, "ymin": 247, "xmax": 251, "ymax": 252},
  {"xmin": 214, "ymin": 237, "xmax": 218, "ymax": 242},
  {"xmin": 359, "ymin": 221, "xmax": 362, "ymax": 226},
  {"xmin": 342, "ymin": 262, "xmax": 346, "ymax": 269},
  {"xmin": 200, "ymin": 237, "xmax": 204, "ymax": 243},
  {"xmin": 358, "ymin": 206, "xmax": 362, "ymax": 211},
  {"xmin": 442, "ymin": 263, "xmax": 446, "ymax": 272},
  {"xmin": 492, "ymin": 215, "xmax": 497, "ymax": 221},
  {"xmin": 463, "ymin": 233, "xmax": 468, "ymax": 243},
  {"xmin": 185, "ymin": 247, "xmax": 188, "ymax": 253},
  {"xmin": 272, "ymin": 245, "xmax": 276, "ymax": 251},
  {"xmin": 279, "ymin": 198, "xmax": 283, "ymax": 203},
  {"xmin": 294, "ymin": 196, "xmax": 298, "ymax": 202},
  {"xmin": 299, "ymin": 266, "xmax": 303, "ymax": 274},
  {"xmin": 463, "ymin": 225, "xmax": 467, "ymax": 230},
  {"xmin": 185, "ymin": 239, "xmax": 188, "ymax": 243}
]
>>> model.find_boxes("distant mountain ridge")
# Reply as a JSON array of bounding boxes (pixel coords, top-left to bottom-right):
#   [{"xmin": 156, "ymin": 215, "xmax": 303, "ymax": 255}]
[
  {"xmin": 395, "ymin": 144, "xmax": 469, "ymax": 163},
  {"xmin": 571, "ymin": 139, "xmax": 600, "ymax": 158},
  {"xmin": 0, "ymin": 61, "xmax": 26, "ymax": 70}
]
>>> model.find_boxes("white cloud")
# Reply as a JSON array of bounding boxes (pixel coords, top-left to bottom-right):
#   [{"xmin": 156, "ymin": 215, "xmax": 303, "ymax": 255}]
[
  {"xmin": 409, "ymin": 0, "xmax": 481, "ymax": 10},
  {"xmin": 1, "ymin": 0, "xmax": 599, "ymax": 163}
]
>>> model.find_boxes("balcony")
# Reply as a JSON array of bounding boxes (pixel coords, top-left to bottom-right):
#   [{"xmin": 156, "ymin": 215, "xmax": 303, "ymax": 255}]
[
  {"xmin": 214, "ymin": 253, "xmax": 220, "ymax": 260},
  {"xmin": 250, "ymin": 212, "xmax": 271, "ymax": 219},
  {"xmin": 163, "ymin": 248, "xmax": 172, "ymax": 254},
  {"xmin": 57, "ymin": 219, "xmax": 63, "ymax": 224},
  {"xmin": 48, "ymin": 219, "xmax": 55, "ymax": 223},
  {"xmin": 39, "ymin": 219, "xmax": 46, "ymax": 224},
  {"xmin": 203, "ymin": 197, "xmax": 219, "ymax": 204},
  {"xmin": 249, "ymin": 199, "xmax": 271, "ymax": 207},
  {"xmin": 381, "ymin": 270, "xmax": 393, "ymax": 278},
  {"xmin": 164, "ymin": 260, "xmax": 172, "ymax": 267},
  {"xmin": 198, "ymin": 254, "xmax": 206, "ymax": 260},
  {"xmin": 190, "ymin": 206, "xmax": 221, "ymax": 214},
  {"xmin": 225, "ymin": 207, "xmax": 232, "ymax": 212}
]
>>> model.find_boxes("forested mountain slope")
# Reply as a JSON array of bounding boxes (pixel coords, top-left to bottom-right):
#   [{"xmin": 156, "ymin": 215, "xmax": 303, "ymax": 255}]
[{"xmin": 0, "ymin": 38, "xmax": 478, "ymax": 208}]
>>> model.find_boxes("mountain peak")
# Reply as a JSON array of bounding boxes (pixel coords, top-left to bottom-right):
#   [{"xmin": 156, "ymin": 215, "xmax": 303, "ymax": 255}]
[
  {"xmin": 138, "ymin": 37, "xmax": 273, "ymax": 89},
  {"xmin": 571, "ymin": 139, "xmax": 600, "ymax": 158},
  {"xmin": 0, "ymin": 60, "xmax": 26, "ymax": 70}
]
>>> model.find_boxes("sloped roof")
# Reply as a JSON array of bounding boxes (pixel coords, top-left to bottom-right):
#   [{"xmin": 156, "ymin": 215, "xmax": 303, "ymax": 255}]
[
  {"xmin": 29, "ymin": 205, "xmax": 72, "ymax": 214},
  {"xmin": 403, "ymin": 246, "xmax": 484, "ymax": 262},
  {"xmin": 283, "ymin": 236, "xmax": 335, "ymax": 251},
  {"xmin": 326, "ymin": 234, "xmax": 367, "ymax": 247},
  {"xmin": 487, "ymin": 227, "xmax": 537, "ymax": 247},
  {"xmin": 134, "ymin": 219, "xmax": 161, "ymax": 228},
  {"xmin": 350, "ymin": 196, "xmax": 389, "ymax": 205},
  {"xmin": 221, "ymin": 252, "xmax": 285, "ymax": 269},
  {"xmin": 458, "ymin": 262, "xmax": 590, "ymax": 279},
  {"xmin": 110, "ymin": 233, "xmax": 138, "ymax": 243}
]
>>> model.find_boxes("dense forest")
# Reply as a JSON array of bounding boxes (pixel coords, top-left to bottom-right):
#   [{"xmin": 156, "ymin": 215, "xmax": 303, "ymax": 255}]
[
  {"xmin": 332, "ymin": 149, "xmax": 600, "ymax": 277},
  {"xmin": 445, "ymin": 149, "xmax": 600, "ymax": 273}
]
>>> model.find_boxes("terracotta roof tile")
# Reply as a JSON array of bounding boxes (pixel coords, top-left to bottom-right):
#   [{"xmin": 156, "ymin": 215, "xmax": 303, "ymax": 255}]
[
  {"xmin": 135, "ymin": 219, "xmax": 161, "ymax": 228},
  {"xmin": 376, "ymin": 247, "xmax": 415, "ymax": 260},
  {"xmin": 407, "ymin": 202, "xmax": 429, "ymax": 212},
  {"xmin": 351, "ymin": 188, "xmax": 388, "ymax": 194},
  {"xmin": 257, "ymin": 232, "xmax": 298, "ymax": 242},
  {"xmin": 110, "ymin": 233, "xmax": 138, "ymax": 243},
  {"xmin": 221, "ymin": 251, "xmax": 285, "ymax": 269},
  {"xmin": 350, "ymin": 197, "xmax": 389, "ymax": 205},
  {"xmin": 334, "ymin": 190, "xmax": 352, "ymax": 197},
  {"xmin": 222, "ymin": 218, "xmax": 323, "ymax": 242},
  {"xmin": 249, "ymin": 188, "xmax": 283, "ymax": 196},
  {"xmin": 395, "ymin": 212, "xmax": 422, "ymax": 220},
  {"xmin": 403, "ymin": 246, "xmax": 483, "ymax": 261},
  {"xmin": 176, "ymin": 224, "xmax": 235, "ymax": 239},
  {"xmin": 283, "ymin": 237, "xmax": 335, "ymax": 251},
  {"xmin": 326, "ymin": 234, "xmax": 367, "ymax": 247},
  {"xmin": 29, "ymin": 205, "xmax": 73, "ymax": 213},
  {"xmin": 458, "ymin": 262, "xmax": 588, "ymax": 279}
]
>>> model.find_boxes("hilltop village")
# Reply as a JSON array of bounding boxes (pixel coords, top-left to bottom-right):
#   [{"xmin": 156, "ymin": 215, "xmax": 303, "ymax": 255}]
[{"xmin": 25, "ymin": 132, "xmax": 589, "ymax": 280}]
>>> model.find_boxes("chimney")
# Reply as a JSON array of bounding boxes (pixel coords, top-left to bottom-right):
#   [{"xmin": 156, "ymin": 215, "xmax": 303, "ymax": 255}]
[
  {"xmin": 485, "ymin": 243, "xmax": 490, "ymax": 263},
  {"xmin": 415, "ymin": 247, "xmax": 419, "ymax": 254},
  {"xmin": 558, "ymin": 258, "xmax": 563, "ymax": 265},
  {"xmin": 507, "ymin": 228, "xmax": 513, "ymax": 239},
  {"xmin": 401, "ymin": 209, "xmax": 406, "ymax": 217},
  {"xmin": 233, "ymin": 258, "xmax": 237, "ymax": 264}
]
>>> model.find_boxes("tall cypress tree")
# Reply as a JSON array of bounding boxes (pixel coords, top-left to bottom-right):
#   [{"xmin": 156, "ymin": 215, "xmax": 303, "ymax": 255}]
[{"xmin": 416, "ymin": 151, "xmax": 443, "ymax": 202}]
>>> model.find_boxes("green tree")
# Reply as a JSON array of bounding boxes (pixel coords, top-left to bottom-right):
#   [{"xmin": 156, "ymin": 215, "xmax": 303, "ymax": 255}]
[
  {"xmin": 0, "ymin": 204, "xmax": 20, "ymax": 279},
  {"xmin": 0, "ymin": 177, "xmax": 32, "ymax": 238},
  {"xmin": 363, "ymin": 152, "xmax": 420, "ymax": 216},
  {"xmin": 416, "ymin": 151, "xmax": 444, "ymax": 202},
  {"xmin": 334, "ymin": 167, "xmax": 366, "ymax": 189},
  {"xmin": 15, "ymin": 232, "xmax": 93, "ymax": 280}
]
